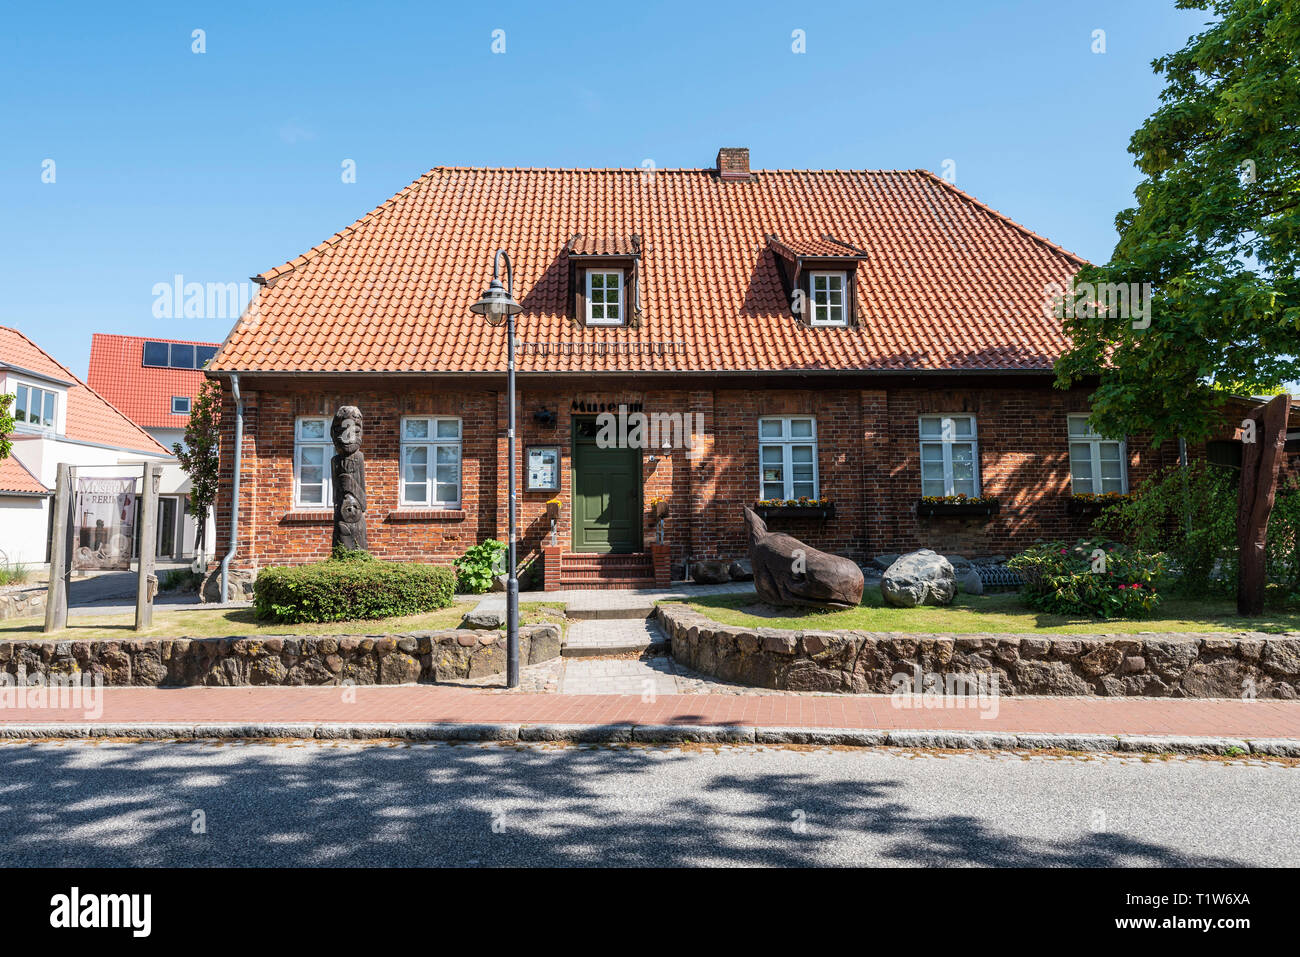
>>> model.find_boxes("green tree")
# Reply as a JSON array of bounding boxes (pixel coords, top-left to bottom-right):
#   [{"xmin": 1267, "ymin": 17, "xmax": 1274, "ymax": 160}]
[
  {"xmin": 173, "ymin": 379, "xmax": 222, "ymax": 560},
  {"xmin": 0, "ymin": 393, "xmax": 13, "ymax": 461},
  {"xmin": 1055, "ymin": 0, "xmax": 1300, "ymax": 444}
]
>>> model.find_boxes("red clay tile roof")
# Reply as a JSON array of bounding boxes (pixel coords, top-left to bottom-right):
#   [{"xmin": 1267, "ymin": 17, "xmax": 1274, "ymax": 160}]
[
  {"xmin": 0, "ymin": 455, "xmax": 48, "ymax": 495},
  {"xmin": 0, "ymin": 327, "xmax": 170, "ymax": 455},
  {"xmin": 209, "ymin": 166, "xmax": 1087, "ymax": 375},
  {"xmin": 87, "ymin": 333, "xmax": 217, "ymax": 430}
]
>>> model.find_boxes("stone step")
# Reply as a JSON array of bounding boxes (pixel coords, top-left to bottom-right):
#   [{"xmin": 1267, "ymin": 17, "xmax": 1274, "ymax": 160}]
[
  {"xmin": 564, "ymin": 597, "xmax": 657, "ymax": 620},
  {"xmin": 561, "ymin": 617, "xmax": 669, "ymax": 657}
]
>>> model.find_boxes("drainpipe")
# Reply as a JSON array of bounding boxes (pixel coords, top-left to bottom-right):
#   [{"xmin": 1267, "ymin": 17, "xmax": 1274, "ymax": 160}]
[
  {"xmin": 1178, "ymin": 435, "xmax": 1191, "ymax": 537},
  {"xmin": 220, "ymin": 373, "xmax": 243, "ymax": 605}
]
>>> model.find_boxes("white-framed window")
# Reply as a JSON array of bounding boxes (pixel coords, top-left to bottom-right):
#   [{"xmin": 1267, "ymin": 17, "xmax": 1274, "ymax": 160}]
[
  {"xmin": 14, "ymin": 382, "xmax": 56, "ymax": 431},
  {"xmin": 294, "ymin": 416, "xmax": 332, "ymax": 508},
  {"xmin": 919, "ymin": 415, "xmax": 980, "ymax": 496},
  {"xmin": 809, "ymin": 271, "xmax": 848, "ymax": 327},
  {"xmin": 1067, "ymin": 415, "xmax": 1127, "ymax": 494},
  {"xmin": 171, "ymin": 396, "xmax": 192, "ymax": 415},
  {"xmin": 401, "ymin": 416, "xmax": 462, "ymax": 508},
  {"xmin": 586, "ymin": 269, "xmax": 624, "ymax": 326},
  {"xmin": 759, "ymin": 417, "xmax": 818, "ymax": 500}
]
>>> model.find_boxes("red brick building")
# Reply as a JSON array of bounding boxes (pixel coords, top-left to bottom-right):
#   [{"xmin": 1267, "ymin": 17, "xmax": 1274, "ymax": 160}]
[{"xmin": 204, "ymin": 149, "xmax": 1245, "ymax": 589}]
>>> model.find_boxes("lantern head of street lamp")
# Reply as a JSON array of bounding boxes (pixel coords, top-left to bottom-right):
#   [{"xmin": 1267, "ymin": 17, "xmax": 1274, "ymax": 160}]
[{"xmin": 470, "ymin": 276, "xmax": 521, "ymax": 327}]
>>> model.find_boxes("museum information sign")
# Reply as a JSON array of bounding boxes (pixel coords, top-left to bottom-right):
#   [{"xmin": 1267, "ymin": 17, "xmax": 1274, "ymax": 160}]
[{"xmin": 73, "ymin": 476, "xmax": 137, "ymax": 570}]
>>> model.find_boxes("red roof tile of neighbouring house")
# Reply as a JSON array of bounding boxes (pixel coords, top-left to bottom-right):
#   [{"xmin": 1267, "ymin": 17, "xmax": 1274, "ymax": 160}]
[
  {"xmin": 87, "ymin": 334, "xmax": 217, "ymax": 430},
  {"xmin": 0, "ymin": 455, "xmax": 48, "ymax": 495},
  {"xmin": 208, "ymin": 163, "xmax": 1088, "ymax": 376},
  {"xmin": 0, "ymin": 327, "xmax": 169, "ymax": 455}
]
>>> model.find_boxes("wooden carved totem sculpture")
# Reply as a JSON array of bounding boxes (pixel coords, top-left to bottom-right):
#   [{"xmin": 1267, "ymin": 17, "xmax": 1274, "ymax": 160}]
[
  {"xmin": 1237, "ymin": 393, "xmax": 1290, "ymax": 616},
  {"xmin": 331, "ymin": 405, "xmax": 367, "ymax": 552}
]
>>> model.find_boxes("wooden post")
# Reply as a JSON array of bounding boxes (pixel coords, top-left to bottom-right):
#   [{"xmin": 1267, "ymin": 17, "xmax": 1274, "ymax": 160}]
[
  {"xmin": 42, "ymin": 464, "xmax": 73, "ymax": 634},
  {"xmin": 1237, "ymin": 394, "xmax": 1291, "ymax": 616},
  {"xmin": 135, "ymin": 463, "xmax": 160, "ymax": 631}
]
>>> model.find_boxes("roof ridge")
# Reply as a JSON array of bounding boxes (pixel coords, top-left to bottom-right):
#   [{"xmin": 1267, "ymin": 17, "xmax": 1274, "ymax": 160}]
[
  {"xmin": 92, "ymin": 332, "xmax": 220, "ymax": 347},
  {"xmin": 251, "ymin": 167, "xmax": 940, "ymax": 285},
  {"xmin": 1, "ymin": 326, "xmax": 169, "ymax": 455},
  {"xmin": 914, "ymin": 169, "xmax": 1090, "ymax": 266}
]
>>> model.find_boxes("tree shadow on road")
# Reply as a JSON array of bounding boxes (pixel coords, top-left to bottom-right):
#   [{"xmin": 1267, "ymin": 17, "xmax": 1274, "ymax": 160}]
[{"xmin": 0, "ymin": 740, "xmax": 1252, "ymax": 867}]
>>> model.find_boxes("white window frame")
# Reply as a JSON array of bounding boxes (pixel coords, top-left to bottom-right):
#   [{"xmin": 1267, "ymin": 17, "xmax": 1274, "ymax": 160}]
[
  {"xmin": 1067, "ymin": 414, "xmax": 1128, "ymax": 494},
  {"xmin": 758, "ymin": 416, "xmax": 819, "ymax": 500},
  {"xmin": 808, "ymin": 271, "xmax": 848, "ymax": 327},
  {"xmin": 293, "ymin": 416, "xmax": 333, "ymax": 509},
  {"xmin": 171, "ymin": 396, "xmax": 192, "ymax": 415},
  {"xmin": 585, "ymin": 269, "xmax": 625, "ymax": 326},
  {"xmin": 400, "ymin": 416, "xmax": 463, "ymax": 509},
  {"xmin": 13, "ymin": 380, "xmax": 57, "ymax": 433},
  {"xmin": 918, "ymin": 414, "xmax": 981, "ymax": 497}
]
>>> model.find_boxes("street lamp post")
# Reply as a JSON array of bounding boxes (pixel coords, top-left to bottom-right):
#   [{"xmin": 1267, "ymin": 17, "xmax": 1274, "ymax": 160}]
[{"xmin": 470, "ymin": 249, "xmax": 524, "ymax": 688}]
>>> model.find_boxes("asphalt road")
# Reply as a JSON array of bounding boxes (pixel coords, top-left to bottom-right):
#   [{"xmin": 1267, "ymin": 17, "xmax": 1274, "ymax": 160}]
[{"xmin": 0, "ymin": 740, "xmax": 1295, "ymax": 867}]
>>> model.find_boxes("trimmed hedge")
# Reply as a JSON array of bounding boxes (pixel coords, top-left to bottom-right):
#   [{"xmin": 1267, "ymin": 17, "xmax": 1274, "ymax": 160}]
[{"xmin": 253, "ymin": 553, "xmax": 456, "ymax": 624}]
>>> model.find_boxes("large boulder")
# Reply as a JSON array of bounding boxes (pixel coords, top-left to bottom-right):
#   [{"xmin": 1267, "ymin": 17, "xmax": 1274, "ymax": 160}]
[
  {"xmin": 881, "ymin": 550, "xmax": 957, "ymax": 607},
  {"xmin": 956, "ymin": 566, "xmax": 983, "ymax": 595},
  {"xmin": 727, "ymin": 559, "xmax": 754, "ymax": 582},
  {"xmin": 744, "ymin": 508, "xmax": 863, "ymax": 609},
  {"xmin": 691, "ymin": 560, "xmax": 732, "ymax": 584}
]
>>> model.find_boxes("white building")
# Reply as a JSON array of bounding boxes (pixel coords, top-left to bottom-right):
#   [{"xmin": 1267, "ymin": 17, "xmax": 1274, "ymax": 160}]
[{"xmin": 0, "ymin": 326, "xmax": 208, "ymax": 568}]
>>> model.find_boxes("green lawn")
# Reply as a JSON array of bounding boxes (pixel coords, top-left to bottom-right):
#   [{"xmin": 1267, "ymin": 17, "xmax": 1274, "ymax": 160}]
[
  {"xmin": 681, "ymin": 590, "xmax": 1300, "ymax": 635},
  {"xmin": 0, "ymin": 601, "xmax": 568, "ymax": 642}
]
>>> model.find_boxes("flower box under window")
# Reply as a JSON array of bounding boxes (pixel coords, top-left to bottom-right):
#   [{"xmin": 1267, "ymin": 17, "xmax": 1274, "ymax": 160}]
[
  {"xmin": 754, "ymin": 500, "xmax": 835, "ymax": 521},
  {"xmin": 915, "ymin": 497, "xmax": 1000, "ymax": 517},
  {"xmin": 1065, "ymin": 493, "xmax": 1131, "ymax": 516}
]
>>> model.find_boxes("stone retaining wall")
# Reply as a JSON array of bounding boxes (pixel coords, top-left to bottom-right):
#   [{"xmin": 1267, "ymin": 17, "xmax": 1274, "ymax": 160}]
[
  {"xmin": 0, "ymin": 589, "xmax": 45, "ymax": 621},
  {"xmin": 0, "ymin": 624, "xmax": 561, "ymax": 687},
  {"xmin": 657, "ymin": 604, "xmax": 1300, "ymax": 698}
]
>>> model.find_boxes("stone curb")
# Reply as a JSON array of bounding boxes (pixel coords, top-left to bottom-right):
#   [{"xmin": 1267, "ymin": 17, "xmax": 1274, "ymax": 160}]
[{"xmin": 0, "ymin": 722, "xmax": 1294, "ymax": 755}]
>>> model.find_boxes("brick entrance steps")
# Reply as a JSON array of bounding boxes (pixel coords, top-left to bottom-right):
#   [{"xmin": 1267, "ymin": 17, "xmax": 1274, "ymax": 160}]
[{"xmin": 558, "ymin": 552, "xmax": 656, "ymax": 589}]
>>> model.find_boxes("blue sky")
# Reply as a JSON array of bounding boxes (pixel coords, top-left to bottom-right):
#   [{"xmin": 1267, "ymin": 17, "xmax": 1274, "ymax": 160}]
[{"xmin": 0, "ymin": 0, "xmax": 1209, "ymax": 378}]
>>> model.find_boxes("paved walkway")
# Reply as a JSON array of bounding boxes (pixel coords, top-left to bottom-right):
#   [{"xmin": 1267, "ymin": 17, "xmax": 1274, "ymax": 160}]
[
  {"xmin": 563, "ymin": 618, "xmax": 668, "ymax": 655},
  {"xmin": 3, "ymin": 685, "xmax": 1298, "ymax": 740}
]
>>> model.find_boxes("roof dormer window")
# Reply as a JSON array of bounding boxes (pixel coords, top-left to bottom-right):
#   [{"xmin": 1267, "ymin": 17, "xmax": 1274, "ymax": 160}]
[
  {"xmin": 14, "ymin": 382, "xmax": 57, "ymax": 431},
  {"xmin": 809, "ymin": 271, "xmax": 847, "ymax": 327},
  {"xmin": 767, "ymin": 234, "xmax": 866, "ymax": 329},
  {"xmin": 586, "ymin": 269, "xmax": 624, "ymax": 326},
  {"xmin": 566, "ymin": 233, "xmax": 643, "ymax": 329}
]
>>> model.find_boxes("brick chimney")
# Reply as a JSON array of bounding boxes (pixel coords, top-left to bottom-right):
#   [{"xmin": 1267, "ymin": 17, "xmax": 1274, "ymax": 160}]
[{"xmin": 716, "ymin": 147, "xmax": 751, "ymax": 181}]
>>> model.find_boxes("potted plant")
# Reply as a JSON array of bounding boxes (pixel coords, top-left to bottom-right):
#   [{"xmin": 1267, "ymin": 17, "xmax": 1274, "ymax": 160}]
[
  {"xmin": 915, "ymin": 494, "xmax": 1001, "ymax": 517},
  {"xmin": 753, "ymin": 497, "xmax": 836, "ymax": 521},
  {"xmin": 544, "ymin": 497, "xmax": 561, "ymax": 520},
  {"xmin": 648, "ymin": 496, "xmax": 669, "ymax": 521}
]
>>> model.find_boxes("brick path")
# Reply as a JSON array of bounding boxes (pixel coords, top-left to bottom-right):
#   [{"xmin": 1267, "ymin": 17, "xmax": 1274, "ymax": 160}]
[{"xmin": 3, "ymin": 685, "xmax": 1298, "ymax": 739}]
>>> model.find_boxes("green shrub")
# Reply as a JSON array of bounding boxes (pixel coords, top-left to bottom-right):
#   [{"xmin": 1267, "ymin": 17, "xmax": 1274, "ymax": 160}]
[
  {"xmin": 1094, "ymin": 461, "xmax": 1237, "ymax": 595},
  {"xmin": 1008, "ymin": 539, "xmax": 1164, "ymax": 619},
  {"xmin": 254, "ymin": 556, "xmax": 455, "ymax": 623},
  {"xmin": 453, "ymin": 539, "xmax": 507, "ymax": 594},
  {"xmin": 0, "ymin": 562, "xmax": 31, "ymax": 587},
  {"xmin": 1266, "ymin": 480, "xmax": 1300, "ymax": 591}
]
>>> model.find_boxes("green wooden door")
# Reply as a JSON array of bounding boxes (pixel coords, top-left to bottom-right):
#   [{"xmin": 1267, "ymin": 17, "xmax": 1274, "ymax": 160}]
[{"xmin": 572, "ymin": 419, "xmax": 642, "ymax": 553}]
